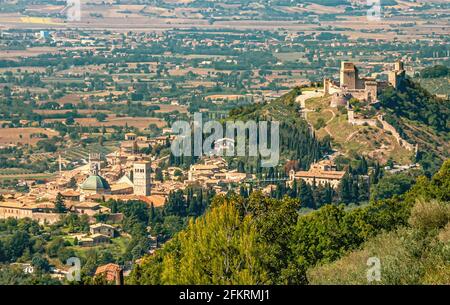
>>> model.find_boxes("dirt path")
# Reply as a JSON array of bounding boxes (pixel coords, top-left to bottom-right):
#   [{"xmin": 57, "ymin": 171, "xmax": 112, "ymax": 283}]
[
  {"xmin": 324, "ymin": 109, "xmax": 335, "ymax": 124},
  {"xmin": 345, "ymin": 130, "xmax": 360, "ymax": 141},
  {"xmin": 322, "ymin": 109, "xmax": 336, "ymax": 136}
]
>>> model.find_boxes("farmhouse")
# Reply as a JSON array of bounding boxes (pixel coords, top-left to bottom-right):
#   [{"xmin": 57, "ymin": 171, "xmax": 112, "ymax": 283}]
[
  {"xmin": 89, "ymin": 223, "xmax": 117, "ymax": 238},
  {"xmin": 95, "ymin": 263, "xmax": 124, "ymax": 285},
  {"xmin": 79, "ymin": 233, "xmax": 111, "ymax": 247}
]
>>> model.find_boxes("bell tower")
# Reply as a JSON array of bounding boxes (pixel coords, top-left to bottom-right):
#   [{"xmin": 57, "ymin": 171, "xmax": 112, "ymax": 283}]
[{"xmin": 133, "ymin": 161, "xmax": 151, "ymax": 196}]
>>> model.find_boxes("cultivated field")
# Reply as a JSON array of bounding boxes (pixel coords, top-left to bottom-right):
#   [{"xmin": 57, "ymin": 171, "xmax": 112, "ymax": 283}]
[
  {"xmin": 0, "ymin": 127, "xmax": 59, "ymax": 146},
  {"xmin": 43, "ymin": 116, "xmax": 166, "ymax": 129},
  {"xmin": 33, "ymin": 109, "xmax": 113, "ymax": 115},
  {"xmin": 151, "ymin": 104, "xmax": 188, "ymax": 113},
  {"xmin": 0, "ymin": 46, "xmax": 58, "ymax": 60},
  {"xmin": 205, "ymin": 94, "xmax": 246, "ymax": 100}
]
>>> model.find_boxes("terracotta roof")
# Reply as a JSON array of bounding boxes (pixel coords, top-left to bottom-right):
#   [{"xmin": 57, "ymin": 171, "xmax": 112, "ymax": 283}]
[
  {"xmin": 133, "ymin": 160, "xmax": 151, "ymax": 165},
  {"xmin": 146, "ymin": 195, "xmax": 166, "ymax": 207},
  {"xmin": 35, "ymin": 202, "xmax": 55, "ymax": 209},
  {"xmin": 111, "ymin": 183, "xmax": 133, "ymax": 191},
  {"xmin": 66, "ymin": 201, "xmax": 100, "ymax": 209},
  {"xmin": 60, "ymin": 190, "xmax": 80, "ymax": 197},
  {"xmin": 121, "ymin": 142, "xmax": 136, "ymax": 149},
  {"xmin": 95, "ymin": 263, "xmax": 122, "ymax": 278},
  {"xmin": 0, "ymin": 201, "xmax": 36, "ymax": 209},
  {"xmin": 90, "ymin": 223, "xmax": 115, "ymax": 229},
  {"xmin": 191, "ymin": 164, "xmax": 219, "ymax": 170}
]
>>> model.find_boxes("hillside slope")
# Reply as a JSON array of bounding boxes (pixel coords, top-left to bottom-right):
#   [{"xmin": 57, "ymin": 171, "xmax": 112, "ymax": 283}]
[
  {"xmin": 308, "ymin": 161, "xmax": 450, "ymax": 284},
  {"xmin": 377, "ymin": 78, "xmax": 450, "ymax": 174},
  {"xmin": 227, "ymin": 87, "xmax": 332, "ymax": 171},
  {"xmin": 299, "ymin": 78, "xmax": 449, "ymax": 172},
  {"xmin": 303, "ymin": 94, "xmax": 415, "ymax": 165}
]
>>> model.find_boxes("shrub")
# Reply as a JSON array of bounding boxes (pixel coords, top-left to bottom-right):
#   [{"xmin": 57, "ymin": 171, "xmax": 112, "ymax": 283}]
[{"xmin": 408, "ymin": 199, "xmax": 450, "ymax": 231}]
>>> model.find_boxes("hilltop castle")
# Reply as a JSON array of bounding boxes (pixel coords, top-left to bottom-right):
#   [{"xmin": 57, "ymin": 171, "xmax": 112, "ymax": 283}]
[{"xmin": 324, "ymin": 60, "xmax": 406, "ymax": 106}]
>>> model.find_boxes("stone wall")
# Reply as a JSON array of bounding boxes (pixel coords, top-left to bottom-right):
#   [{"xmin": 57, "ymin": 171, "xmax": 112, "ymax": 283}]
[{"xmin": 32, "ymin": 212, "xmax": 64, "ymax": 225}]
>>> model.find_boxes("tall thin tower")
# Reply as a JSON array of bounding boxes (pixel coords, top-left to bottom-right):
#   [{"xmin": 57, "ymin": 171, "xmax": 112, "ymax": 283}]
[{"xmin": 133, "ymin": 161, "xmax": 151, "ymax": 196}]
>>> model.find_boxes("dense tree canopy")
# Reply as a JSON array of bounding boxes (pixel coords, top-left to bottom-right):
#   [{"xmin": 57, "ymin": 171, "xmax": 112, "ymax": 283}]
[{"xmin": 129, "ymin": 160, "xmax": 450, "ymax": 285}]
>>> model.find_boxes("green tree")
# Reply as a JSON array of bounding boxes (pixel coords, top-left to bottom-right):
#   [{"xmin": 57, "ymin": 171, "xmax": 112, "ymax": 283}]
[
  {"xmin": 55, "ymin": 192, "xmax": 66, "ymax": 213},
  {"xmin": 131, "ymin": 200, "xmax": 269, "ymax": 284},
  {"xmin": 68, "ymin": 177, "xmax": 77, "ymax": 189},
  {"xmin": 155, "ymin": 167, "xmax": 163, "ymax": 182},
  {"xmin": 299, "ymin": 180, "xmax": 315, "ymax": 209},
  {"xmin": 31, "ymin": 254, "xmax": 51, "ymax": 273},
  {"xmin": 370, "ymin": 173, "xmax": 415, "ymax": 201}
]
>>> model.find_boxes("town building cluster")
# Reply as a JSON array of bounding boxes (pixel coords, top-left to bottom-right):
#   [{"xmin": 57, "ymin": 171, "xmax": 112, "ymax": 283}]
[{"xmin": 0, "ymin": 129, "xmax": 352, "ymax": 229}]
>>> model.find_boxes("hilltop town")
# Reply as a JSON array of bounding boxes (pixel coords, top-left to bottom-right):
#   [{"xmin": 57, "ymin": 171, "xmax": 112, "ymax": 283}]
[
  {"xmin": 0, "ymin": 0, "xmax": 448, "ymax": 286},
  {"xmin": 0, "ymin": 54, "xmax": 448, "ymax": 282}
]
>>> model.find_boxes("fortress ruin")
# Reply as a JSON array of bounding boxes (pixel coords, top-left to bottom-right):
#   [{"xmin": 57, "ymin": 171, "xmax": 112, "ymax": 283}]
[{"xmin": 324, "ymin": 60, "xmax": 406, "ymax": 105}]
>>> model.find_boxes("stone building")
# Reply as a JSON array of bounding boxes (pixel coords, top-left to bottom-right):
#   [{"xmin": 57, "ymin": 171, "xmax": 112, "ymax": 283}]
[
  {"xmin": 388, "ymin": 60, "xmax": 406, "ymax": 89},
  {"xmin": 80, "ymin": 156, "xmax": 111, "ymax": 195},
  {"xmin": 340, "ymin": 62, "xmax": 359, "ymax": 90},
  {"xmin": 327, "ymin": 61, "xmax": 405, "ymax": 104},
  {"xmin": 289, "ymin": 160, "xmax": 346, "ymax": 189},
  {"xmin": 133, "ymin": 161, "xmax": 151, "ymax": 196},
  {"xmin": 0, "ymin": 201, "xmax": 36, "ymax": 220},
  {"xmin": 330, "ymin": 92, "xmax": 349, "ymax": 108},
  {"xmin": 90, "ymin": 223, "xmax": 116, "ymax": 238},
  {"xmin": 94, "ymin": 263, "xmax": 124, "ymax": 285}
]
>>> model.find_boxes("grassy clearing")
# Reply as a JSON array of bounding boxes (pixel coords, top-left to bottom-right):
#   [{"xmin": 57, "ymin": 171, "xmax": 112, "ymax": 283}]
[
  {"xmin": 305, "ymin": 96, "xmax": 331, "ymax": 110},
  {"xmin": 69, "ymin": 236, "xmax": 132, "ymax": 260}
]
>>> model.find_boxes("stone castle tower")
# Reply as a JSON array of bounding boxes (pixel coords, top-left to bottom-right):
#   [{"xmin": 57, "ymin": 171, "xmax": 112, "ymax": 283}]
[
  {"xmin": 323, "ymin": 78, "xmax": 331, "ymax": 95},
  {"xmin": 133, "ymin": 161, "xmax": 151, "ymax": 196},
  {"xmin": 388, "ymin": 60, "xmax": 406, "ymax": 89},
  {"xmin": 340, "ymin": 62, "xmax": 358, "ymax": 89}
]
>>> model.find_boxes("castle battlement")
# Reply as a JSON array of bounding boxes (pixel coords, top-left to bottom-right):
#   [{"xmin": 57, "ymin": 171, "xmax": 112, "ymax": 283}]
[{"xmin": 326, "ymin": 60, "xmax": 406, "ymax": 105}]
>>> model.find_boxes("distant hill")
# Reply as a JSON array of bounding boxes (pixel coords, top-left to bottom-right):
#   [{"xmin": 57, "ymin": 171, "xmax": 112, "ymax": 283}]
[
  {"xmin": 296, "ymin": 0, "xmax": 397, "ymax": 7},
  {"xmin": 227, "ymin": 77, "xmax": 449, "ymax": 174},
  {"xmin": 302, "ymin": 93, "xmax": 416, "ymax": 166}
]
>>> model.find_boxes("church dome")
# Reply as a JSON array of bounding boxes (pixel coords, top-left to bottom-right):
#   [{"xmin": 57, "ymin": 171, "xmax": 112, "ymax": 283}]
[{"xmin": 80, "ymin": 175, "xmax": 110, "ymax": 191}]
